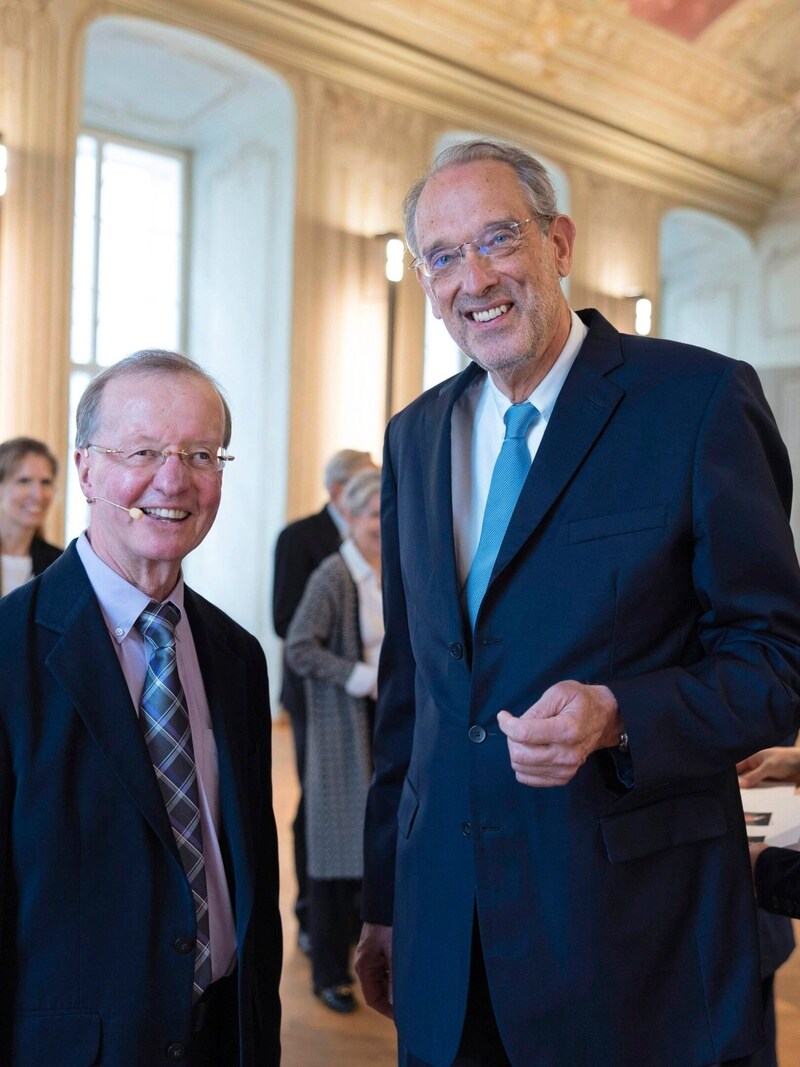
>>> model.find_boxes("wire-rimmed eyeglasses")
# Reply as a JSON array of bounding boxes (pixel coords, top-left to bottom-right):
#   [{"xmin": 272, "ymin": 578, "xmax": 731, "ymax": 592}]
[
  {"xmin": 86, "ymin": 444, "xmax": 234, "ymax": 473},
  {"xmin": 410, "ymin": 216, "xmax": 553, "ymax": 281}
]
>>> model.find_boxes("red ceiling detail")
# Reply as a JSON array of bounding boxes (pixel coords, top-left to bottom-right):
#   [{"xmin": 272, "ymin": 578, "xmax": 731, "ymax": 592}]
[{"xmin": 627, "ymin": 0, "xmax": 740, "ymax": 41}]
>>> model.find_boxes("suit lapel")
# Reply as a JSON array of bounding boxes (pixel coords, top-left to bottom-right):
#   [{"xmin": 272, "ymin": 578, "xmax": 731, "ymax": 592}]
[
  {"xmin": 185, "ymin": 590, "xmax": 255, "ymax": 948},
  {"xmin": 422, "ymin": 363, "xmax": 483, "ymax": 636},
  {"xmin": 492, "ymin": 312, "xmax": 626, "ymax": 582},
  {"xmin": 40, "ymin": 546, "xmax": 179, "ymax": 862}
]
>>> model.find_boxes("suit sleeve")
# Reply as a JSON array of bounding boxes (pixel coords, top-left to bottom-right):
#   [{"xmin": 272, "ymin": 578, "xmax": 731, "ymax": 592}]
[
  {"xmin": 246, "ymin": 635, "xmax": 282, "ymax": 1064},
  {"xmin": 272, "ymin": 526, "xmax": 312, "ymax": 639},
  {"xmin": 611, "ymin": 359, "xmax": 800, "ymax": 792},
  {"xmin": 0, "ymin": 717, "xmax": 12, "ymax": 1059},
  {"xmin": 755, "ymin": 847, "xmax": 800, "ymax": 918},
  {"xmin": 362, "ymin": 423, "xmax": 416, "ymax": 924}
]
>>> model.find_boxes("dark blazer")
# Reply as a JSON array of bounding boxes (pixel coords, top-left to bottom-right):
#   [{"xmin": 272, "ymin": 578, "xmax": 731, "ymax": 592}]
[
  {"xmin": 756, "ymin": 848, "xmax": 800, "ymax": 919},
  {"xmin": 30, "ymin": 535, "xmax": 62, "ymax": 576},
  {"xmin": 272, "ymin": 506, "xmax": 342, "ymax": 715},
  {"xmin": 363, "ymin": 309, "xmax": 800, "ymax": 1067},
  {"xmin": 0, "ymin": 543, "xmax": 281, "ymax": 1066}
]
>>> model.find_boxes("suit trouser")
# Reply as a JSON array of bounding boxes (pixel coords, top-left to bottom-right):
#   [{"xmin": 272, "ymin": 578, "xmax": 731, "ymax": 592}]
[
  {"xmin": 309, "ymin": 875, "xmax": 361, "ymax": 990},
  {"xmin": 288, "ymin": 702, "xmax": 309, "ymax": 934},
  {"xmin": 189, "ymin": 972, "xmax": 239, "ymax": 1066}
]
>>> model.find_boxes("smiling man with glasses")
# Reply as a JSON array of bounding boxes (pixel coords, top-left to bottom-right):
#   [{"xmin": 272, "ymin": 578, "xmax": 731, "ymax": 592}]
[
  {"xmin": 355, "ymin": 140, "xmax": 800, "ymax": 1067},
  {"xmin": 0, "ymin": 350, "xmax": 281, "ymax": 1065}
]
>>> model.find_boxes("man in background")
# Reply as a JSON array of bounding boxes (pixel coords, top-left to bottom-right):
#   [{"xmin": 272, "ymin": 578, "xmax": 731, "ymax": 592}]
[
  {"xmin": 273, "ymin": 447, "xmax": 375, "ymax": 954},
  {"xmin": 0, "ymin": 350, "xmax": 281, "ymax": 1065}
]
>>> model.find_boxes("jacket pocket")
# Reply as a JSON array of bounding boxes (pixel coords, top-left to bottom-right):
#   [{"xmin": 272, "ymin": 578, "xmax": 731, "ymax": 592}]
[
  {"xmin": 568, "ymin": 505, "xmax": 667, "ymax": 544},
  {"xmin": 397, "ymin": 776, "xmax": 420, "ymax": 840},
  {"xmin": 13, "ymin": 1010, "xmax": 102, "ymax": 1065},
  {"xmin": 600, "ymin": 792, "xmax": 727, "ymax": 863}
]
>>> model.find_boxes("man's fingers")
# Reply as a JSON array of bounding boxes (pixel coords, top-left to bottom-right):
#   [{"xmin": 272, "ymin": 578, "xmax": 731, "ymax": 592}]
[
  {"xmin": 497, "ymin": 709, "xmax": 559, "ymax": 744},
  {"xmin": 354, "ymin": 924, "xmax": 394, "ymax": 1020}
]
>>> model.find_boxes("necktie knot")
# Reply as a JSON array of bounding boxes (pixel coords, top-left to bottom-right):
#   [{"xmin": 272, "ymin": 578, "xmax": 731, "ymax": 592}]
[
  {"xmin": 504, "ymin": 401, "xmax": 538, "ymax": 440},
  {"xmin": 136, "ymin": 600, "xmax": 181, "ymax": 649}
]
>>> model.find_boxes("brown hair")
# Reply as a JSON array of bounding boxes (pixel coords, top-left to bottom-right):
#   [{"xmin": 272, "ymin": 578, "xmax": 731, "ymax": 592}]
[{"xmin": 0, "ymin": 437, "xmax": 58, "ymax": 483}]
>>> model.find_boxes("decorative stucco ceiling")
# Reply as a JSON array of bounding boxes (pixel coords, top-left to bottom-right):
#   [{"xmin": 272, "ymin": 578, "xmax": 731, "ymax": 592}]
[{"xmin": 300, "ymin": 0, "xmax": 800, "ymax": 193}]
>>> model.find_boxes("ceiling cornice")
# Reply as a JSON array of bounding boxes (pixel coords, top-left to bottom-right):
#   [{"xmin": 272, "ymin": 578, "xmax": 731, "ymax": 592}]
[{"xmin": 101, "ymin": 0, "xmax": 777, "ymax": 224}]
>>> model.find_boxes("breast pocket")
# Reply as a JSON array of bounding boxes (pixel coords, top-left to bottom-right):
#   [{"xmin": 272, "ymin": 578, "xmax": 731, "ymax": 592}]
[{"xmin": 568, "ymin": 505, "xmax": 668, "ymax": 544}]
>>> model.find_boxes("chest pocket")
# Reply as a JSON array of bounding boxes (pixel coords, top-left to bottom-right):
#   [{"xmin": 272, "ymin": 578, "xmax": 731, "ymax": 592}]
[{"xmin": 568, "ymin": 505, "xmax": 667, "ymax": 544}]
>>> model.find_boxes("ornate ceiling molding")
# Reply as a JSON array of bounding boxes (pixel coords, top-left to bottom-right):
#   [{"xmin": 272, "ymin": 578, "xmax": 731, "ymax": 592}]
[{"xmin": 101, "ymin": 0, "xmax": 780, "ymax": 221}]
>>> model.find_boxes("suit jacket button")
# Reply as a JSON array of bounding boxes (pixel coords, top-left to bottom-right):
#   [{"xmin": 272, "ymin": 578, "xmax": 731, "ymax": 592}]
[
  {"xmin": 174, "ymin": 936, "xmax": 195, "ymax": 955},
  {"xmin": 468, "ymin": 725, "xmax": 486, "ymax": 743},
  {"xmin": 462, "ymin": 822, "xmax": 471, "ymax": 836},
  {"xmin": 166, "ymin": 1043, "xmax": 187, "ymax": 1061},
  {"xmin": 449, "ymin": 642, "xmax": 463, "ymax": 659}
]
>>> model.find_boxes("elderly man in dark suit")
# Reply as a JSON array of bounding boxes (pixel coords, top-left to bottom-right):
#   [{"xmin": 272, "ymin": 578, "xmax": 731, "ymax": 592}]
[
  {"xmin": 0, "ymin": 350, "xmax": 281, "ymax": 1065},
  {"xmin": 355, "ymin": 140, "xmax": 800, "ymax": 1067},
  {"xmin": 272, "ymin": 447, "xmax": 375, "ymax": 953}
]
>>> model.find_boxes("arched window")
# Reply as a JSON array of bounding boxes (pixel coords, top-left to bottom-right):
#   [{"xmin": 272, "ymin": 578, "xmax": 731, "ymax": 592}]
[{"xmin": 72, "ymin": 16, "xmax": 296, "ymax": 699}]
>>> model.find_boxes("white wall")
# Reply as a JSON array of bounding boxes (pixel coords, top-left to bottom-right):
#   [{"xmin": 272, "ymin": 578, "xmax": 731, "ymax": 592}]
[{"xmin": 185, "ymin": 78, "xmax": 296, "ymax": 714}]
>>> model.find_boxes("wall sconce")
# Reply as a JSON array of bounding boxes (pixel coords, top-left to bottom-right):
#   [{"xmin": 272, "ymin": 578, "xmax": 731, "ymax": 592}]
[
  {"xmin": 635, "ymin": 297, "xmax": 652, "ymax": 336},
  {"xmin": 375, "ymin": 233, "xmax": 405, "ymax": 420},
  {"xmin": 0, "ymin": 140, "xmax": 7, "ymax": 197},
  {"xmin": 626, "ymin": 292, "xmax": 652, "ymax": 336},
  {"xmin": 384, "ymin": 236, "xmax": 405, "ymax": 283}
]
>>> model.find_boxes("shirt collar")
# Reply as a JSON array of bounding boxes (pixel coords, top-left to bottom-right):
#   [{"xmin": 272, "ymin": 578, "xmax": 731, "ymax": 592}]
[
  {"xmin": 327, "ymin": 502, "xmax": 350, "ymax": 537},
  {"xmin": 339, "ymin": 537, "xmax": 376, "ymax": 584},
  {"xmin": 486, "ymin": 307, "xmax": 588, "ymax": 423},
  {"xmin": 76, "ymin": 531, "xmax": 185, "ymax": 644}
]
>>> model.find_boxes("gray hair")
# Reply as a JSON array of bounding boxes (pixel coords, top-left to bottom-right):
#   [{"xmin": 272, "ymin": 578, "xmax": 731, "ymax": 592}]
[
  {"xmin": 402, "ymin": 140, "xmax": 559, "ymax": 258},
  {"xmin": 75, "ymin": 349, "xmax": 232, "ymax": 449},
  {"xmin": 340, "ymin": 468, "xmax": 381, "ymax": 519},
  {"xmin": 323, "ymin": 449, "xmax": 375, "ymax": 493}
]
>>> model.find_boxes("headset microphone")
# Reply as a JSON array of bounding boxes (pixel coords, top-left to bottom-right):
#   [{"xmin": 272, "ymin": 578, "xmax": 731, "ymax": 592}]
[{"xmin": 91, "ymin": 497, "xmax": 144, "ymax": 521}]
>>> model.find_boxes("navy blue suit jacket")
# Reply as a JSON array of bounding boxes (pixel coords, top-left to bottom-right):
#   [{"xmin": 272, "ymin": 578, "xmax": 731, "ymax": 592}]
[
  {"xmin": 0, "ymin": 543, "xmax": 281, "ymax": 1065},
  {"xmin": 363, "ymin": 309, "xmax": 800, "ymax": 1067}
]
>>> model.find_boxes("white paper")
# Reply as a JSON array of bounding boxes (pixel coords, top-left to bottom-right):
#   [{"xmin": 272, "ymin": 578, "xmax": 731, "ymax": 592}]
[{"xmin": 740, "ymin": 783, "xmax": 800, "ymax": 847}]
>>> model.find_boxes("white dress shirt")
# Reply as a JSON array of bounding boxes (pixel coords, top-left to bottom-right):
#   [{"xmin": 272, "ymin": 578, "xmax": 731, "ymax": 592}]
[
  {"xmin": 340, "ymin": 538, "xmax": 384, "ymax": 700},
  {"xmin": 451, "ymin": 308, "xmax": 588, "ymax": 589}
]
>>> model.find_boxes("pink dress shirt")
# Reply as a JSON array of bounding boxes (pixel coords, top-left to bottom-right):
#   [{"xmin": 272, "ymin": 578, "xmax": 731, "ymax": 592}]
[{"xmin": 76, "ymin": 532, "xmax": 237, "ymax": 980}]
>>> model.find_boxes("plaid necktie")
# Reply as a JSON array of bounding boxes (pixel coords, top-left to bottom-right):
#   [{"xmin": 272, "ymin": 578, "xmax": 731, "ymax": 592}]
[
  {"xmin": 136, "ymin": 599, "xmax": 212, "ymax": 1001},
  {"xmin": 465, "ymin": 402, "xmax": 539, "ymax": 629}
]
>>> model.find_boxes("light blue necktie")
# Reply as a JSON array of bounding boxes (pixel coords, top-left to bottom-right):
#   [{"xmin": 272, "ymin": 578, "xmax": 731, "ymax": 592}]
[
  {"xmin": 136, "ymin": 600, "xmax": 212, "ymax": 1002},
  {"xmin": 465, "ymin": 402, "xmax": 539, "ymax": 629}
]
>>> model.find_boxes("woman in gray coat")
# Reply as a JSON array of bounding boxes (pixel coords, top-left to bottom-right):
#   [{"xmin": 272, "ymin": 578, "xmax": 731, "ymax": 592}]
[{"xmin": 285, "ymin": 468, "xmax": 383, "ymax": 1013}]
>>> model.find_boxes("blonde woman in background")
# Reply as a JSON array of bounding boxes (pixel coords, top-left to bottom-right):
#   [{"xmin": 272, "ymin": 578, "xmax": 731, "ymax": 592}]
[{"xmin": 286, "ymin": 466, "xmax": 383, "ymax": 1015}]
